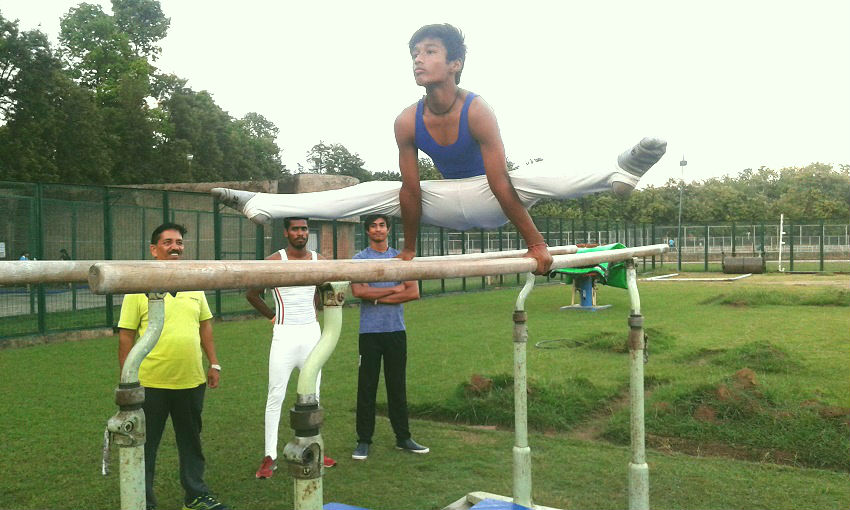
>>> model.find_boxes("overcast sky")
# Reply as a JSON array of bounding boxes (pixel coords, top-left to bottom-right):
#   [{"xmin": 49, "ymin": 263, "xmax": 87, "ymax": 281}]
[{"xmin": 4, "ymin": 0, "xmax": 849, "ymax": 187}]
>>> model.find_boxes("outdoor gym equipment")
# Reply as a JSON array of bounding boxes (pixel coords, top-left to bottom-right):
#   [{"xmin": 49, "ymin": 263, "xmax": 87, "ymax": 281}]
[{"xmin": 0, "ymin": 243, "xmax": 667, "ymax": 510}]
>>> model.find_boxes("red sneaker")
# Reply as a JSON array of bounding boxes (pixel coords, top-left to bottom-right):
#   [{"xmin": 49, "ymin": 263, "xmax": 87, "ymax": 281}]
[
  {"xmin": 323, "ymin": 455, "xmax": 337, "ymax": 468},
  {"xmin": 255, "ymin": 455, "xmax": 277, "ymax": 479}
]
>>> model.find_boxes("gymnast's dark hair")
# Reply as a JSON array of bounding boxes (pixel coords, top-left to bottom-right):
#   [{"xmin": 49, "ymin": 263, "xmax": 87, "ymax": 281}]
[{"xmin": 409, "ymin": 23, "xmax": 466, "ymax": 84}]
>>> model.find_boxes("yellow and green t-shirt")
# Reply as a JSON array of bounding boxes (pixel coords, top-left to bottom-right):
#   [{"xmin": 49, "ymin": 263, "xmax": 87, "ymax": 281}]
[{"xmin": 117, "ymin": 292, "xmax": 213, "ymax": 389}]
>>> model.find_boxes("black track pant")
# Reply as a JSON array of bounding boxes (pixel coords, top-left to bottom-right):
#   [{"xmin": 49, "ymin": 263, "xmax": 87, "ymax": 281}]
[
  {"xmin": 143, "ymin": 384, "xmax": 209, "ymax": 507},
  {"xmin": 355, "ymin": 331, "xmax": 410, "ymax": 443}
]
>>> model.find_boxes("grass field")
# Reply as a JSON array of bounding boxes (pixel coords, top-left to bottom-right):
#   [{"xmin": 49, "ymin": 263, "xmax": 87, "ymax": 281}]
[{"xmin": 1, "ymin": 272, "xmax": 848, "ymax": 509}]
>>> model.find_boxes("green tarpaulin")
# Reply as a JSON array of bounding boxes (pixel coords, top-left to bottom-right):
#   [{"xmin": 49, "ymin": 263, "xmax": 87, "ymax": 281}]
[{"xmin": 551, "ymin": 243, "xmax": 628, "ymax": 289}]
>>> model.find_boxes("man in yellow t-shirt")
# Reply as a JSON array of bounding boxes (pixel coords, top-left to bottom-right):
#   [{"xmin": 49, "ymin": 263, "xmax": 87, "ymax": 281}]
[{"xmin": 117, "ymin": 223, "xmax": 228, "ymax": 510}]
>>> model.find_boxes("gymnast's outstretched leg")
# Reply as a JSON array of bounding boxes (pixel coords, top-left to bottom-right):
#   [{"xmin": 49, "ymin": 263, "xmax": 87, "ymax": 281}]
[{"xmin": 212, "ymin": 137, "xmax": 666, "ymax": 231}]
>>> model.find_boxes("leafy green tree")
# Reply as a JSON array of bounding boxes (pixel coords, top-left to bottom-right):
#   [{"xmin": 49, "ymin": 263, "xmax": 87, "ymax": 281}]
[
  {"xmin": 112, "ymin": 0, "xmax": 170, "ymax": 59},
  {"xmin": 59, "ymin": 3, "xmax": 133, "ymax": 90},
  {"xmin": 306, "ymin": 141, "xmax": 372, "ymax": 182}
]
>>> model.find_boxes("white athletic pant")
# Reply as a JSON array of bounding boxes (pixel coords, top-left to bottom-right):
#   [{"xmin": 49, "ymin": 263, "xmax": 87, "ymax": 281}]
[
  {"xmin": 265, "ymin": 321, "xmax": 321, "ymax": 459},
  {"xmin": 240, "ymin": 162, "xmax": 639, "ymax": 231}
]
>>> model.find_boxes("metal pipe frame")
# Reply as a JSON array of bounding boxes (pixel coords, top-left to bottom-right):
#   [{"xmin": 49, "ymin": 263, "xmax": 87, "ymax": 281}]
[
  {"xmin": 80, "ymin": 245, "xmax": 668, "ymax": 294},
  {"xmin": 512, "ymin": 273, "xmax": 536, "ymax": 508},
  {"xmin": 625, "ymin": 260, "xmax": 649, "ymax": 510},
  {"xmin": 103, "ymin": 292, "xmax": 167, "ymax": 510}
]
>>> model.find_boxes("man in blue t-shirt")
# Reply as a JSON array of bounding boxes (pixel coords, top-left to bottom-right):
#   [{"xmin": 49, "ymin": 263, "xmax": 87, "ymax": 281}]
[{"xmin": 350, "ymin": 214, "xmax": 428, "ymax": 460}]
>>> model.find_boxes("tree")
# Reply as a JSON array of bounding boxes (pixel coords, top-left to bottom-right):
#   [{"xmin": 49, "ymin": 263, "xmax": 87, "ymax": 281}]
[
  {"xmin": 111, "ymin": 0, "xmax": 170, "ymax": 59},
  {"xmin": 305, "ymin": 141, "xmax": 372, "ymax": 182}
]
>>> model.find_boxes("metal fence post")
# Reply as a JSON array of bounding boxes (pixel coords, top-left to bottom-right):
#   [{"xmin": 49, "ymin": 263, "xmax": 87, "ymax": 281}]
[
  {"xmin": 462, "ymin": 232, "xmax": 467, "ymax": 291},
  {"xmin": 820, "ymin": 220, "xmax": 825, "ymax": 271},
  {"xmin": 71, "ymin": 203, "xmax": 78, "ymax": 311},
  {"xmin": 34, "ymin": 183, "xmax": 46, "ymax": 334},
  {"xmin": 213, "ymin": 197, "xmax": 222, "ymax": 317},
  {"xmin": 731, "ymin": 222, "xmax": 737, "ymax": 257},
  {"xmin": 676, "ymin": 220, "xmax": 682, "ymax": 272},
  {"xmin": 162, "ymin": 191, "xmax": 170, "ymax": 223},
  {"xmin": 440, "ymin": 227, "xmax": 446, "ymax": 293},
  {"xmin": 498, "ymin": 226, "xmax": 504, "ymax": 286},
  {"xmin": 704, "ymin": 223, "xmax": 709, "ymax": 272},
  {"xmin": 480, "ymin": 229, "xmax": 486, "ymax": 288},
  {"xmin": 103, "ymin": 186, "xmax": 115, "ymax": 327},
  {"xmin": 417, "ymin": 227, "xmax": 423, "ymax": 295},
  {"xmin": 651, "ymin": 223, "xmax": 656, "ymax": 270},
  {"xmin": 256, "ymin": 224, "xmax": 265, "ymax": 260},
  {"xmin": 332, "ymin": 220, "xmax": 338, "ymax": 260},
  {"xmin": 789, "ymin": 219, "xmax": 795, "ymax": 271}
]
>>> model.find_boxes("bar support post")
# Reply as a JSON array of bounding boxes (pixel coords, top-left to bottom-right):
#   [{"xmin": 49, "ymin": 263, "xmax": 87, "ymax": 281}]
[
  {"xmin": 512, "ymin": 272, "xmax": 535, "ymax": 508},
  {"xmin": 284, "ymin": 282, "xmax": 348, "ymax": 510},
  {"xmin": 625, "ymin": 260, "xmax": 649, "ymax": 510},
  {"xmin": 102, "ymin": 292, "xmax": 166, "ymax": 510}
]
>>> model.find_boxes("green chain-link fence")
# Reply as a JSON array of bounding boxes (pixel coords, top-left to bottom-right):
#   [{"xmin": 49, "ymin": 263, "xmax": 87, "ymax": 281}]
[{"xmin": 3, "ymin": 181, "xmax": 849, "ymax": 341}]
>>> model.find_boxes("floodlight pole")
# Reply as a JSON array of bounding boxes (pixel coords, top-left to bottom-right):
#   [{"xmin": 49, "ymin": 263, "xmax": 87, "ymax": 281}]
[{"xmin": 677, "ymin": 157, "xmax": 687, "ymax": 272}]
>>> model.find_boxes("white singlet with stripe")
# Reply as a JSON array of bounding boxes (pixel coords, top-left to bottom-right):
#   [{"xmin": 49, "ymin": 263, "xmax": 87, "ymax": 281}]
[{"xmin": 272, "ymin": 249, "xmax": 317, "ymax": 325}]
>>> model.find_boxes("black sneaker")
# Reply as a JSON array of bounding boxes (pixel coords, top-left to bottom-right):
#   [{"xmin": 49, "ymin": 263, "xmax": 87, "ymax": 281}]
[
  {"xmin": 183, "ymin": 494, "xmax": 229, "ymax": 510},
  {"xmin": 352, "ymin": 442, "xmax": 369, "ymax": 460},
  {"xmin": 396, "ymin": 438, "xmax": 429, "ymax": 454}
]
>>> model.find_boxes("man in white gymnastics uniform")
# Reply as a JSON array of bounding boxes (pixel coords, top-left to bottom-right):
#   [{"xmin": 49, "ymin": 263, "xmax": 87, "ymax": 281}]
[{"xmin": 245, "ymin": 217, "xmax": 336, "ymax": 478}]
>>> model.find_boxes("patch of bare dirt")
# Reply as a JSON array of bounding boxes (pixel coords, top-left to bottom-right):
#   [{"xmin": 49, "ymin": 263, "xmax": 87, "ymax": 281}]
[
  {"xmin": 464, "ymin": 374, "xmax": 493, "ymax": 396},
  {"xmin": 693, "ymin": 405, "xmax": 718, "ymax": 423}
]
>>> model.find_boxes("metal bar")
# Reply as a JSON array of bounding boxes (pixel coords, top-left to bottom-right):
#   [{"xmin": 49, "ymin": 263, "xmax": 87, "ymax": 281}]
[
  {"xmin": 0, "ymin": 246, "xmax": 581, "ymax": 287},
  {"xmin": 625, "ymin": 259, "xmax": 649, "ymax": 510},
  {"xmin": 84, "ymin": 245, "xmax": 669, "ymax": 294},
  {"xmin": 512, "ymin": 273, "xmax": 535, "ymax": 508}
]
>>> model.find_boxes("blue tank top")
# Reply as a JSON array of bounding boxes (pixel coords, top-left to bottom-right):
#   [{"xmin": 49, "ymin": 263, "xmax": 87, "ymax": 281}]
[{"xmin": 415, "ymin": 92, "xmax": 486, "ymax": 179}]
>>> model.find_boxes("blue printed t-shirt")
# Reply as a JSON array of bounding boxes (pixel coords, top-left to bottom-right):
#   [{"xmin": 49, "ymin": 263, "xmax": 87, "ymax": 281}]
[{"xmin": 353, "ymin": 246, "xmax": 406, "ymax": 334}]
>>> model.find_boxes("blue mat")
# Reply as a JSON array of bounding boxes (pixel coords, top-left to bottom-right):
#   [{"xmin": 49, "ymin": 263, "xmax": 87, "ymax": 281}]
[
  {"xmin": 323, "ymin": 497, "xmax": 531, "ymax": 510},
  {"xmin": 471, "ymin": 498, "xmax": 531, "ymax": 510}
]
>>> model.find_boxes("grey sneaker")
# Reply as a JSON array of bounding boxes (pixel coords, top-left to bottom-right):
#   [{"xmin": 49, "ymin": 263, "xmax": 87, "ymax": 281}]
[
  {"xmin": 352, "ymin": 442, "xmax": 369, "ymax": 460},
  {"xmin": 617, "ymin": 137, "xmax": 668, "ymax": 178},
  {"xmin": 396, "ymin": 438, "xmax": 429, "ymax": 454}
]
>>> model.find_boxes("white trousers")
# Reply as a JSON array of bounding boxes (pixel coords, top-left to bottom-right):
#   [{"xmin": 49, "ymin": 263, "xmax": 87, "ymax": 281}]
[
  {"xmin": 265, "ymin": 321, "xmax": 321, "ymax": 459},
  {"xmin": 241, "ymin": 162, "xmax": 639, "ymax": 231}
]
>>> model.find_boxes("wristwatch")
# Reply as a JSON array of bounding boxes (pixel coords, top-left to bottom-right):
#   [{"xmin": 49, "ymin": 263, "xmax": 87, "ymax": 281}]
[{"xmin": 210, "ymin": 364, "xmax": 221, "ymax": 371}]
